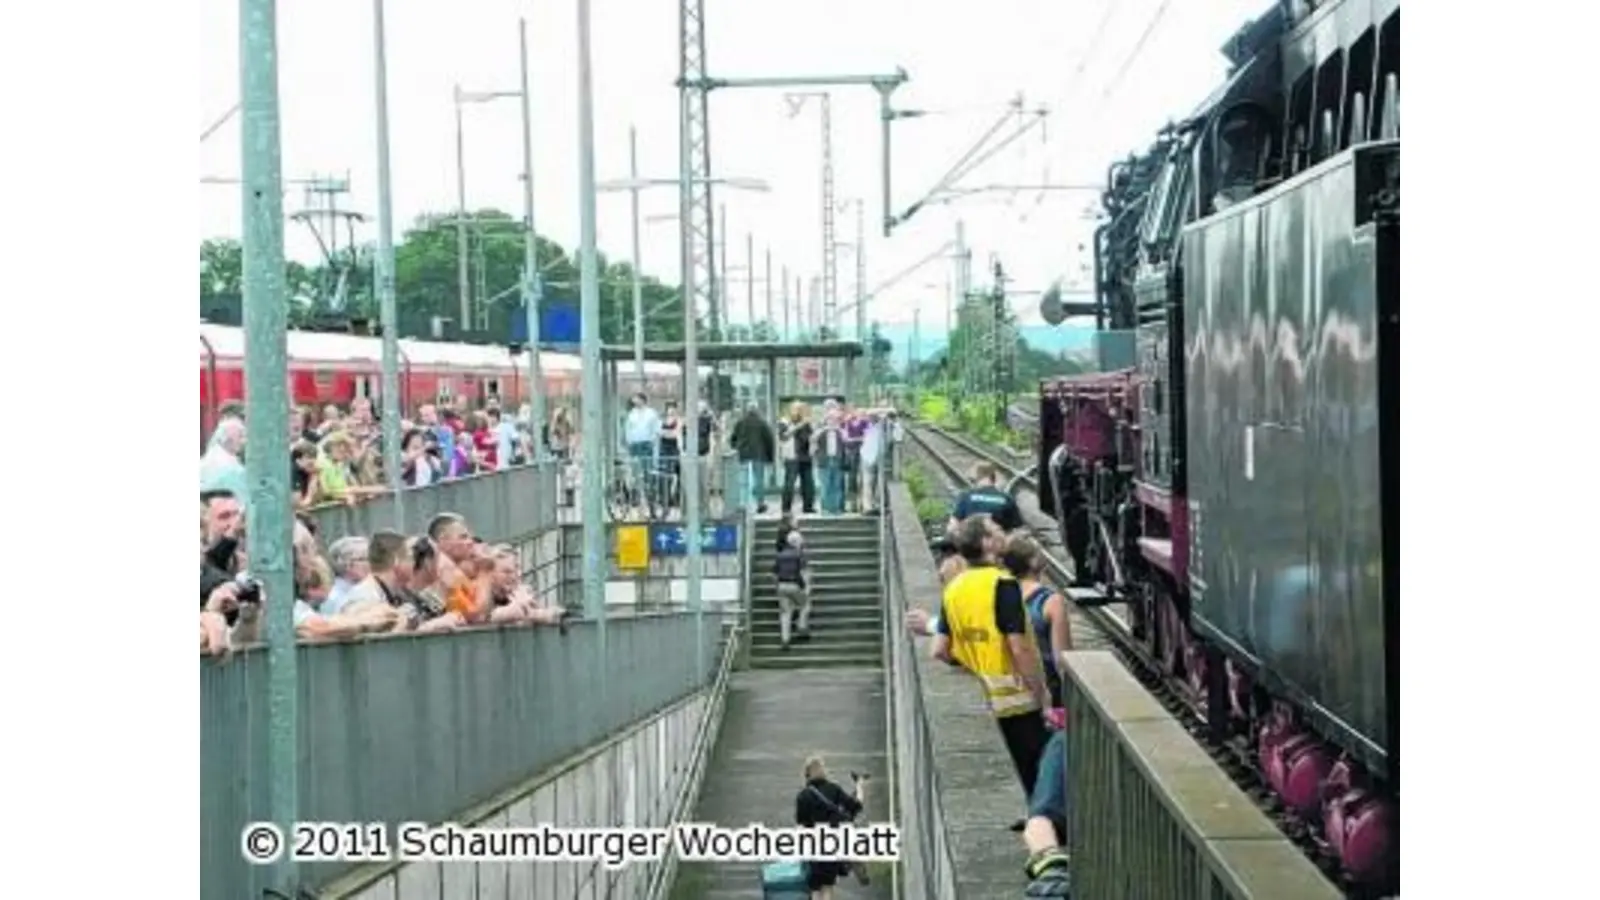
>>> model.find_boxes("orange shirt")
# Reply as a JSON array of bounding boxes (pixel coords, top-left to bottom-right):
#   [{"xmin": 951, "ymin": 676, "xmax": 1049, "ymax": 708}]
[{"xmin": 445, "ymin": 580, "xmax": 478, "ymax": 618}]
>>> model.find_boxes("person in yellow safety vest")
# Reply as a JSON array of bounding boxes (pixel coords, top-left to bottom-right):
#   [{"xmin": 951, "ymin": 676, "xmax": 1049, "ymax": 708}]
[{"xmin": 931, "ymin": 514, "xmax": 1058, "ymax": 833}]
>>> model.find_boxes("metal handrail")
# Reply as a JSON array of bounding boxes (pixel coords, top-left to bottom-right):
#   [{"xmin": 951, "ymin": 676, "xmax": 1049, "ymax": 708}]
[
  {"xmin": 882, "ymin": 481, "xmax": 957, "ymax": 898},
  {"xmin": 642, "ymin": 622, "xmax": 744, "ymax": 900},
  {"xmin": 877, "ymin": 455, "xmax": 902, "ymax": 900},
  {"xmin": 739, "ymin": 499, "xmax": 756, "ymax": 668}
]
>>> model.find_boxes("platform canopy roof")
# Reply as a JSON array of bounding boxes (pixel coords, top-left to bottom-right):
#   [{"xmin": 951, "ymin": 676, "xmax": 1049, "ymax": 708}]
[{"xmin": 599, "ymin": 341, "xmax": 864, "ymax": 363}]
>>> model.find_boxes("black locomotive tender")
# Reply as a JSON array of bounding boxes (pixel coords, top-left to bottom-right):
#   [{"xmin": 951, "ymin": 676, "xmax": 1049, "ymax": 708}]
[{"xmin": 1036, "ymin": 0, "xmax": 1398, "ymax": 890}]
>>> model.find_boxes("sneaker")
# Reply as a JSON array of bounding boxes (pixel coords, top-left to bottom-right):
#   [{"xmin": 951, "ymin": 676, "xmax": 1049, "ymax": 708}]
[{"xmin": 1024, "ymin": 848, "xmax": 1072, "ymax": 898}]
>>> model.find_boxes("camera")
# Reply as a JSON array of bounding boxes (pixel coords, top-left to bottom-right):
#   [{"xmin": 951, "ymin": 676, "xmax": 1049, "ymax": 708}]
[
  {"xmin": 233, "ymin": 573, "xmax": 263, "ymax": 605},
  {"xmin": 929, "ymin": 534, "xmax": 958, "ymax": 560}
]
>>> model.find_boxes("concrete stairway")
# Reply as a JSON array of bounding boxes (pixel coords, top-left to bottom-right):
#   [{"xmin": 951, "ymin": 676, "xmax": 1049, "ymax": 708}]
[
  {"xmin": 748, "ymin": 515, "xmax": 884, "ymax": 669},
  {"xmin": 667, "ymin": 669, "xmax": 892, "ymax": 900}
]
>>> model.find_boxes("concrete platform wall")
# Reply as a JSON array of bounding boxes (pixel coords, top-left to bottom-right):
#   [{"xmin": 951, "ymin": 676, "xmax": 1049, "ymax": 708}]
[
  {"xmin": 557, "ymin": 523, "xmax": 743, "ymax": 623},
  {"xmin": 883, "ymin": 480, "xmax": 1339, "ymax": 899},
  {"xmin": 322, "ymin": 691, "xmax": 710, "ymax": 900}
]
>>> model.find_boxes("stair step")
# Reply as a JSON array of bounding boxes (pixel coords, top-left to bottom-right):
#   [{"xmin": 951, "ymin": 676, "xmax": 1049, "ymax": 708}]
[
  {"xmin": 756, "ymin": 526, "xmax": 880, "ymax": 538},
  {"xmin": 750, "ymin": 555, "xmax": 882, "ymax": 568},
  {"xmin": 749, "ymin": 628, "xmax": 880, "ymax": 645},
  {"xmin": 755, "ymin": 570, "xmax": 881, "ymax": 582},
  {"xmin": 746, "ymin": 598, "xmax": 883, "ymax": 609},
  {"xmin": 748, "ymin": 591, "xmax": 882, "ymax": 602},
  {"xmin": 758, "ymin": 536, "xmax": 880, "ymax": 547},
  {"xmin": 748, "ymin": 653, "xmax": 883, "ymax": 669},
  {"xmin": 746, "ymin": 611, "xmax": 882, "ymax": 626}
]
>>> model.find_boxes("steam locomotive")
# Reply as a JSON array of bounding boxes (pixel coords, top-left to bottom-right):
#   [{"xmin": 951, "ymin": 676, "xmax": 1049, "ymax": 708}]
[{"xmin": 1036, "ymin": 0, "xmax": 1398, "ymax": 891}]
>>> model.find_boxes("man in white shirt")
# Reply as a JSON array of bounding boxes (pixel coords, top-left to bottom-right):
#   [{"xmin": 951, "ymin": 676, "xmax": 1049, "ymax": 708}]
[
  {"xmin": 320, "ymin": 536, "xmax": 370, "ymax": 616},
  {"xmin": 489, "ymin": 407, "xmax": 520, "ymax": 469},
  {"xmin": 859, "ymin": 414, "xmax": 884, "ymax": 512},
  {"xmin": 200, "ymin": 418, "xmax": 249, "ymax": 509},
  {"xmin": 623, "ymin": 393, "xmax": 661, "ymax": 507}
]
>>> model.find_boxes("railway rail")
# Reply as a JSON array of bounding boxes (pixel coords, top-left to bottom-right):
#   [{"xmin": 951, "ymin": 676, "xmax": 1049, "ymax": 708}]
[
  {"xmin": 906, "ymin": 421, "xmax": 1376, "ymax": 897},
  {"xmin": 905, "ymin": 423, "xmax": 1127, "ymax": 653}
]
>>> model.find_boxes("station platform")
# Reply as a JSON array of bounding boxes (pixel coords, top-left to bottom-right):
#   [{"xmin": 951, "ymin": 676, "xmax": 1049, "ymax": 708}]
[{"xmin": 201, "ymin": 457, "xmax": 1339, "ymax": 900}]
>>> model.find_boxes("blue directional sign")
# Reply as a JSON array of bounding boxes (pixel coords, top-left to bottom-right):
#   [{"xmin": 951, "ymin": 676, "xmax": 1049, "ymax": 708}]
[
  {"xmin": 648, "ymin": 523, "xmax": 740, "ymax": 556},
  {"xmin": 509, "ymin": 299, "xmax": 581, "ymax": 346}
]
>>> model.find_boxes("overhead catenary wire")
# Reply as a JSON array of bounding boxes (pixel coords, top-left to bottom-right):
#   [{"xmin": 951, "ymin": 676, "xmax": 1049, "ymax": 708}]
[
  {"xmin": 1028, "ymin": 0, "xmax": 1122, "ymax": 212},
  {"xmin": 1092, "ymin": 0, "xmax": 1177, "ymax": 111}
]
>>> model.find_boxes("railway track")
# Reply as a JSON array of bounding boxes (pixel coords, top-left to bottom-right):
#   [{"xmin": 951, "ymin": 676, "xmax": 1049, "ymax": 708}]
[
  {"xmin": 906, "ymin": 422, "xmax": 1376, "ymax": 897},
  {"xmin": 904, "ymin": 423, "xmax": 1129, "ymax": 655}
]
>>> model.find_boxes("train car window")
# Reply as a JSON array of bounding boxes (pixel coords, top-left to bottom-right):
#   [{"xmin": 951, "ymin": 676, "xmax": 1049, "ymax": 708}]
[
  {"xmin": 354, "ymin": 376, "xmax": 373, "ymax": 400},
  {"xmin": 1312, "ymin": 50, "xmax": 1346, "ymax": 164},
  {"xmin": 1156, "ymin": 152, "xmax": 1194, "ymax": 247},
  {"xmin": 1372, "ymin": 11, "xmax": 1399, "ymax": 141},
  {"xmin": 484, "ymin": 377, "xmax": 502, "ymax": 401},
  {"xmin": 314, "ymin": 369, "xmax": 334, "ymax": 390},
  {"xmin": 437, "ymin": 379, "xmax": 454, "ymax": 403},
  {"xmin": 1139, "ymin": 160, "xmax": 1177, "ymax": 249},
  {"xmin": 1287, "ymin": 71, "xmax": 1314, "ymax": 174},
  {"xmin": 1343, "ymin": 30, "xmax": 1376, "ymax": 148}
]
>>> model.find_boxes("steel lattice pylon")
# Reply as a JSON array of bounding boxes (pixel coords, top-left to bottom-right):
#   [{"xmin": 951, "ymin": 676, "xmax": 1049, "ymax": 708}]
[
  {"xmin": 678, "ymin": 0, "xmax": 715, "ymax": 346},
  {"xmin": 818, "ymin": 95, "xmax": 837, "ymax": 346}
]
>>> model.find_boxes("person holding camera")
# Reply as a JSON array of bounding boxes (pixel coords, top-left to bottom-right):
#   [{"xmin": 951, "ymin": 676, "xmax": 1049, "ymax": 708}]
[
  {"xmin": 400, "ymin": 428, "xmax": 443, "ymax": 487},
  {"xmin": 338, "ymin": 531, "xmax": 456, "ymax": 633},
  {"xmin": 200, "ymin": 490, "xmax": 254, "ymax": 634},
  {"xmin": 793, "ymin": 755, "xmax": 871, "ymax": 898}
]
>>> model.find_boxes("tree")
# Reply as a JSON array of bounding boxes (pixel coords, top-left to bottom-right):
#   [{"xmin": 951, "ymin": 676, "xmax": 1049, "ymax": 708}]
[
  {"xmin": 200, "ymin": 209, "xmax": 701, "ymax": 345},
  {"xmin": 200, "ymin": 238, "xmax": 242, "ymax": 298},
  {"xmin": 865, "ymin": 322, "xmax": 894, "ymax": 384},
  {"xmin": 720, "ymin": 321, "xmax": 780, "ymax": 343},
  {"xmin": 200, "ymin": 237, "xmax": 318, "ymax": 326}
]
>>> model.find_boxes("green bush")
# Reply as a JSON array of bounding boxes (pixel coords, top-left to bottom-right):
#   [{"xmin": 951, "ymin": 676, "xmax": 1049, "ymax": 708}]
[{"xmin": 915, "ymin": 496, "xmax": 948, "ymax": 525}]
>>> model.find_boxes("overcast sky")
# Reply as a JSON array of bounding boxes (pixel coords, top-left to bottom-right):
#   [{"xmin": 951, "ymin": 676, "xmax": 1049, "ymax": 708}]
[{"xmin": 199, "ymin": 0, "xmax": 1269, "ymax": 332}]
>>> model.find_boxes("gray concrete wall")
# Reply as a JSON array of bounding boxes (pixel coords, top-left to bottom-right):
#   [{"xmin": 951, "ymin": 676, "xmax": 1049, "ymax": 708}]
[
  {"xmin": 884, "ymin": 483, "xmax": 967, "ymax": 899},
  {"xmin": 557, "ymin": 523, "xmax": 743, "ymax": 622},
  {"xmin": 320, "ymin": 691, "xmax": 710, "ymax": 900},
  {"xmin": 885, "ymin": 480, "xmax": 1338, "ymax": 900}
]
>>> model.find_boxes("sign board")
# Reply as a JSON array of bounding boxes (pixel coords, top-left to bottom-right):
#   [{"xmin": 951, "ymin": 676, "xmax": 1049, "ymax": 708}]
[
  {"xmin": 648, "ymin": 523, "xmax": 740, "ymax": 556},
  {"xmin": 615, "ymin": 525, "xmax": 650, "ymax": 570},
  {"xmin": 510, "ymin": 300, "xmax": 582, "ymax": 346},
  {"xmin": 798, "ymin": 359, "xmax": 822, "ymax": 386}
]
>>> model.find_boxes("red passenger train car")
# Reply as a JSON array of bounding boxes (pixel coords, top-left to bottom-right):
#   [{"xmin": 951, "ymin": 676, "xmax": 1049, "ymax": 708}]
[{"xmin": 199, "ymin": 323, "xmax": 683, "ymax": 444}]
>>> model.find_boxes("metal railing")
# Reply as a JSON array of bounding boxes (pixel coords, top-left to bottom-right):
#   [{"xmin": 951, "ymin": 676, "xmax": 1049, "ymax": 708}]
[
  {"xmin": 643, "ymin": 623, "xmax": 744, "ymax": 900},
  {"xmin": 737, "ymin": 499, "xmax": 756, "ymax": 668},
  {"xmin": 875, "ymin": 454, "xmax": 903, "ymax": 900},
  {"xmin": 307, "ymin": 459, "xmax": 562, "ymax": 544},
  {"xmin": 1060, "ymin": 653, "xmax": 1342, "ymax": 900},
  {"xmin": 200, "ymin": 612, "xmax": 721, "ymax": 899},
  {"xmin": 881, "ymin": 483, "xmax": 959, "ymax": 900}
]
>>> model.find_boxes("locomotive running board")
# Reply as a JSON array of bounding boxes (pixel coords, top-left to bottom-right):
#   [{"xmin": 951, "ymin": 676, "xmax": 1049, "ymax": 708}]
[{"xmin": 1064, "ymin": 585, "xmax": 1114, "ymax": 608}]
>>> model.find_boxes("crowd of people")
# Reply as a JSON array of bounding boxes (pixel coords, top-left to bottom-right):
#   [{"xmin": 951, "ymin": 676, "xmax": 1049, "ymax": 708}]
[
  {"xmin": 619, "ymin": 392, "xmax": 903, "ymax": 518},
  {"xmin": 199, "ymin": 488, "xmax": 570, "ymax": 657},
  {"xmin": 200, "ymin": 394, "xmax": 573, "ymax": 512},
  {"xmin": 197, "ymin": 390, "xmax": 904, "ymax": 662}
]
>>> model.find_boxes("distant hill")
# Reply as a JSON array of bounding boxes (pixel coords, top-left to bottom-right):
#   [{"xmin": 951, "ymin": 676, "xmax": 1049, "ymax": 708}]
[{"xmin": 873, "ymin": 322, "xmax": 1097, "ymax": 369}]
